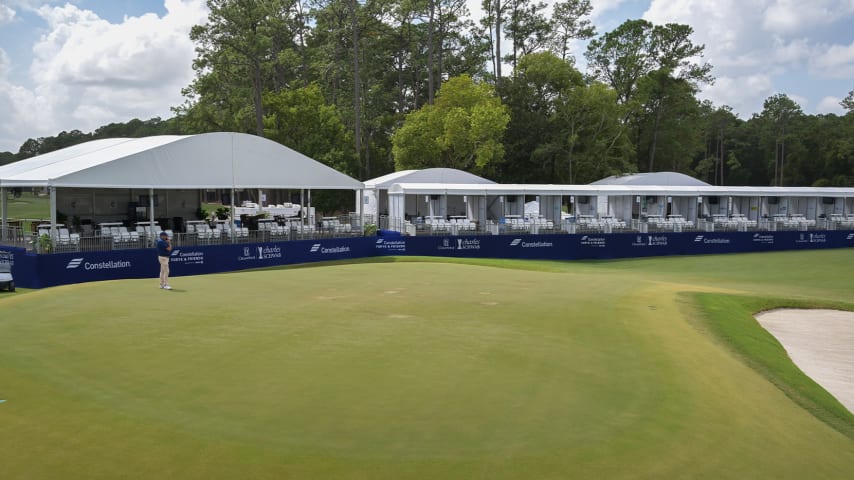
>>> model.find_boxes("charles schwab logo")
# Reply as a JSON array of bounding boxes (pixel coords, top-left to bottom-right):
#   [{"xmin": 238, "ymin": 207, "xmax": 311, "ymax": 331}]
[
  {"xmin": 257, "ymin": 245, "xmax": 283, "ymax": 259},
  {"xmin": 375, "ymin": 238, "xmax": 406, "ymax": 252},
  {"xmin": 66, "ymin": 257, "xmax": 131, "ymax": 270},
  {"xmin": 510, "ymin": 238, "xmax": 553, "ymax": 248},
  {"xmin": 456, "ymin": 238, "xmax": 481, "ymax": 250},
  {"xmin": 312, "ymin": 243, "xmax": 351, "ymax": 254},
  {"xmin": 631, "ymin": 235, "xmax": 667, "ymax": 247},
  {"xmin": 807, "ymin": 233, "xmax": 826, "ymax": 243}
]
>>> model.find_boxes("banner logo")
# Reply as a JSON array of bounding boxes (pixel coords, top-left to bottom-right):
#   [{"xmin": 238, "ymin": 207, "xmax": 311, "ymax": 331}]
[
  {"xmin": 312, "ymin": 243, "xmax": 350, "ymax": 254},
  {"xmin": 510, "ymin": 238, "xmax": 553, "ymax": 248},
  {"xmin": 66, "ymin": 257, "xmax": 131, "ymax": 270},
  {"xmin": 66, "ymin": 258, "xmax": 84, "ymax": 269},
  {"xmin": 375, "ymin": 238, "xmax": 406, "ymax": 252}
]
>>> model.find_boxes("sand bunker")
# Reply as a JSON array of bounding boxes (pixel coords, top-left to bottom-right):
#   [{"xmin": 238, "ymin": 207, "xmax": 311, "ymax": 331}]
[{"xmin": 755, "ymin": 309, "xmax": 854, "ymax": 413}]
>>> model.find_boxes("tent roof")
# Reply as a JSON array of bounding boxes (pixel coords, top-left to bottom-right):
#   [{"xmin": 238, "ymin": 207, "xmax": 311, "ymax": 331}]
[
  {"xmin": 366, "ymin": 168, "xmax": 495, "ymax": 189},
  {"xmin": 0, "ymin": 132, "xmax": 363, "ymax": 190},
  {"xmin": 387, "ymin": 183, "xmax": 854, "ymax": 197},
  {"xmin": 591, "ymin": 171, "xmax": 711, "ymax": 187}
]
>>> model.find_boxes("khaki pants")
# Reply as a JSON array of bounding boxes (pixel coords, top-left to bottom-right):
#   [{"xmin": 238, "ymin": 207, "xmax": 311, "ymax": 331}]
[{"xmin": 159, "ymin": 256, "xmax": 170, "ymax": 286}]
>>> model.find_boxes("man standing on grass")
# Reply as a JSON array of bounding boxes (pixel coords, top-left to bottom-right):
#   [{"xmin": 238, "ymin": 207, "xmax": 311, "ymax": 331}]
[{"xmin": 156, "ymin": 231, "xmax": 173, "ymax": 290}]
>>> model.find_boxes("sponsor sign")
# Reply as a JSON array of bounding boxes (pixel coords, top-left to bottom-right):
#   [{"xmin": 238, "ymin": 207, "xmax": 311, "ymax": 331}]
[
  {"xmin": 66, "ymin": 257, "xmax": 132, "ymax": 270},
  {"xmin": 580, "ymin": 235, "xmax": 607, "ymax": 248},
  {"xmin": 752, "ymin": 233, "xmax": 774, "ymax": 245},
  {"xmin": 693, "ymin": 235, "xmax": 731, "ymax": 244},
  {"xmin": 456, "ymin": 238, "xmax": 481, "ymax": 250},
  {"xmin": 631, "ymin": 235, "xmax": 667, "ymax": 247},
  {"xmin": 375, "ymin": 238, "xmax": 406, "ymax": 253},
  {"xmin": 170, "ymin": 249, "xmax": 205, "ymax": 265},
  {"xmin": 510, "ymin": 238, "xmax": 554, "ymax": 248}
]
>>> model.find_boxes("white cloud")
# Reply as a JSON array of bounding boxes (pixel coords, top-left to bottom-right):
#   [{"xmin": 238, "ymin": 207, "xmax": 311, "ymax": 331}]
[
  {"xmin": 0, "ymin": 4, "xmax": 15, "ymax": 24},
  {"xmin": 761, "ymin": 0, "xmax": 854, "ymax": 35},
  {"xmin": 0, "ymin": 0, "xmax": 208, "ymax": 152},
  {"xmin": 643, "ymin": 0, "xmax": 854, "ymax": 117},
  {"xmin": 698, "ymin": 74, "xmax": 774, "ymax": 118},
  {"xmin": 809, "ymin": 41, "xmax": 854, "ymax": 79},
  {"xmin": 816, "ymin": 95, "xmax": 845, "ymax": 114}
]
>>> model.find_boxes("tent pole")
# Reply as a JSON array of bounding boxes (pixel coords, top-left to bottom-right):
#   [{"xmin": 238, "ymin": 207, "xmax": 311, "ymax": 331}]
[
  {"xmin": 257, "ymin": 188, "xmax": 263, "ymax": 212},
  {"xmin": 49, "ymin": 186, "xmax": 58, "ymax": 242},
  {"xmin": 230, "ymin": 188, "xmax": 236, "ymax": 242},
  {"xmin": 1, "ymin": 186, "xmax": 7, "ymax": 241},
  {"xmin": 359, "ymin": 189, "xmax": 364, "ymax": 236},
  {"xmin": 300, "ymin": 189, "xmax": 305, "ymax": 236},
  {"xmin": 307, "ymin": 189, "xmax": 312, "ymax": 229},
  {"xmin": 149, "ymin": 188, "xmax": 155, "ymax": 243}
]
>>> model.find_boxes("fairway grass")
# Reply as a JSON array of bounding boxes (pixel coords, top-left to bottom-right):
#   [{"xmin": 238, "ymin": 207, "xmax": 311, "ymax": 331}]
[{"xmin": 2, "ymin": 250, "xmax": 854, "ymax": 478}]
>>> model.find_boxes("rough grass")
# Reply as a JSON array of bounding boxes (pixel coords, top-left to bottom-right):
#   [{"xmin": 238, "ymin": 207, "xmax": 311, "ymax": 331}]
[{"xmin": 1, "ymin": 250, "xmax": 854, "ymax": 478}]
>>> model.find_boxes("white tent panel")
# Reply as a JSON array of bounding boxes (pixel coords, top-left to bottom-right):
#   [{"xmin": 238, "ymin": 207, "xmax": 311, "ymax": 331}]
[{"xmin": 0, "ymin": 132, "xmax": 363, "ymax": 190}]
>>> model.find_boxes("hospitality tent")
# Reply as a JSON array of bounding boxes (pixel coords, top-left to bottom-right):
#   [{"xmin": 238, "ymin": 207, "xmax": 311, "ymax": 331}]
[
  {"xmin": 360, "ymin": 168, "xmax": 495, "ymax": 219},
  {"xmin": 0, "ymin": 132, "xmax": 365, "ymax": 240},
  {"xmin": 386, "ymin": 182, "xmax": 854, "ymax": 229}
]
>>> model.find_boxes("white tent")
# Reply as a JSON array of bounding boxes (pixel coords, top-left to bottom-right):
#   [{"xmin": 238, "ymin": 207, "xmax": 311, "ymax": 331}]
[{"xmin": 0, "ymin": 132, "xmax": 364, "ymax": 239}]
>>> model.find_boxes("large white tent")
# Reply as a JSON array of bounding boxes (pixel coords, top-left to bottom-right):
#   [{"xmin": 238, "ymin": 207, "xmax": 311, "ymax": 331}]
[{"xmin": 0, "ymin": 132, "xmax": 364, "ymax": 239}]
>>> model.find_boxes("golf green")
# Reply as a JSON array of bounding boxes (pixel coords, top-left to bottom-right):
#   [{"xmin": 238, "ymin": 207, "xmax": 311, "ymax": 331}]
[{"xmin": 1, "ymin": 250, "xmax": 854, "ymax": 478}]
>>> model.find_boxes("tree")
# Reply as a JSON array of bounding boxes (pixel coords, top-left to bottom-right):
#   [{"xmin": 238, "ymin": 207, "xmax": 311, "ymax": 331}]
[
  {"xmin": 499, "ymin": 52, "xmax": 633, "ymax": 183},
  {"xmin": 264, "ymin": 83, "xmax": 355, "ymax": 174},
  {"xmin": 585, "ymin": 20, "xmax": 711, "ymax": 105},
  {"xmin": 760, "ymin": 94, "xmax": 803, "ymax": 186},
  {"xmin": 842, "ymin": 88, "xmax": 854, "ymax": 112},
  {"xmin": 504, "ymin": 0, "xmax": 551, "ymax": 71},
  {"xmin": 392, "ymin": 75, "xmax": 510, "ymax": 173},
  {"xmin": 189, "ymin": 0, "xmax": 294, "ymax": 137},
  {"xmin": 547, "ymin": 0, "xmax": 595, "ymax": 62}
]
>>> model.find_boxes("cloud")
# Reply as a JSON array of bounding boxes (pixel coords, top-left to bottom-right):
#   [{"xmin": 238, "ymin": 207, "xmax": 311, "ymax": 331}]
[
  {"xmin": 816, "ymin": 95, "xmax": 845, "ymax": 114},
  {"xmin": 809, "ymin": 41, "xmax": 854, "ymax": 79},
  {"xmin": 761, "ymin": 0, "xmax": 854, "ymax": 35},
  {"xmin": 0, "ymin": 0, "xmax": 208, "ymax": 152},
  {"xmin": 0, "ymin": 4, "xmax": 15, "ymax": 24},
  {"xmin": 642, "ymin": 0, "xmax": 854, "ymax": 117}
]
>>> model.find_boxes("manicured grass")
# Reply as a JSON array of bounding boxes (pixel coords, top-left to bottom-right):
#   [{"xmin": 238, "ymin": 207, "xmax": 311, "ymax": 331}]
[
  {"xmin": 3, "ymin": 191, "xmax": 49, "ymax": 220},
  {"xmin": 1, "ymin": 251, "xmax": 854, "ymax": 478}
]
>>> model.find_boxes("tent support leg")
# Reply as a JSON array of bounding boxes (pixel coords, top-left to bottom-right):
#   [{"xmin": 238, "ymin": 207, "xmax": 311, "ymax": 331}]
[
  {"xmin": 149, "ymin": 188, "xmax": 155, "ymax": 244},
  {"xmin": 230, "ymin": 188, "xmax": 235, "ymax": 243},
  {"xmin": 49, "ymin": 186, "xmax": 58, "ymax": 241},
  {"xmin": 359, "ymin": 189, "xmax": 364, "ymax": 236},
  {"xmin": 300, "ymin": 189, "xmax": 304, "ymax": 236},
  {"xmin": 307, "ymin": 189, "xmax": 312, "ymax": 230},
  {"xmin": 1, "ymin": 187, "xmax": 7, "ymax": 241}
]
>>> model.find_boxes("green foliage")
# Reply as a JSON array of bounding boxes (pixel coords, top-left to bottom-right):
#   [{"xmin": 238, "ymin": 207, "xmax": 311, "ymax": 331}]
[
  {"xmin": 38, "ymin": 233, "xmax": 52, "ymax": 253},
  {"xmin": 264, "ymin": 83, "xmax": 355, "ymax": 175},
  {"xmin": 363, "ymin": 223, "xmax": 378, "ymax": 235},
  {"xmin": 215, "ymin": 207, "xmax": 230, "ymax": 220},
  {"xmin": 392, "ymin": 75, "xmax": 510, "ymax": 173}
]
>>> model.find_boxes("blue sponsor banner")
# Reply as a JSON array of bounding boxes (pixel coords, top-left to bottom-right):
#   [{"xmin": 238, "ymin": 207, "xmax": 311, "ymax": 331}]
[{"xmin": 6, "ymin": 230, "xmax": 854, "ymax": 289}]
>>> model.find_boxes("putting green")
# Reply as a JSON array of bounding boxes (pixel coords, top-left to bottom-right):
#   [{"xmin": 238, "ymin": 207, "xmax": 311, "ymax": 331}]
[{"xmin": 1, "ymin": 250, "xmax": 854, "ymax": 478}]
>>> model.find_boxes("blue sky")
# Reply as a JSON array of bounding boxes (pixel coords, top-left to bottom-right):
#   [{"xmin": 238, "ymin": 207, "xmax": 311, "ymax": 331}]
[{"xmin": 1, "ymin": 0, "xmax": 852, "ymax": 153}]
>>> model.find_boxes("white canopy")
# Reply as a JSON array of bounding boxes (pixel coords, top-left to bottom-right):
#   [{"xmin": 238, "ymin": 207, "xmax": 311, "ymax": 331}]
[
  {"xmin": 0, "ymin": 132, "xmax": 363, "ymax": 190},
  {"xmin": 387, "ymin": 183, "xmax": 854, "ymax": 198}
]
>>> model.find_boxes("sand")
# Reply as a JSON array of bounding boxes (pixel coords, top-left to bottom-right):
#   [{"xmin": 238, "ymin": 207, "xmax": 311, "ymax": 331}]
[{"xmin": 755, "ymin": 309, "xmax": 854, "ymax": 413}]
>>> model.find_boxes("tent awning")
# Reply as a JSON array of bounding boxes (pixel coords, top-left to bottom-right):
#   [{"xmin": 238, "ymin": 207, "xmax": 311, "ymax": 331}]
[{"xmin": 0, "ymin": 132, "xmax": 364, "ymax": 190}]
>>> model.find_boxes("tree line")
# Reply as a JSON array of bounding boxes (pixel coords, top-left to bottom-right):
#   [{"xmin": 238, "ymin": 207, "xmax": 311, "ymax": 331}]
[{"xmin": 4, "ymin": 0, "xmax": 853, "ymax": 188}]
